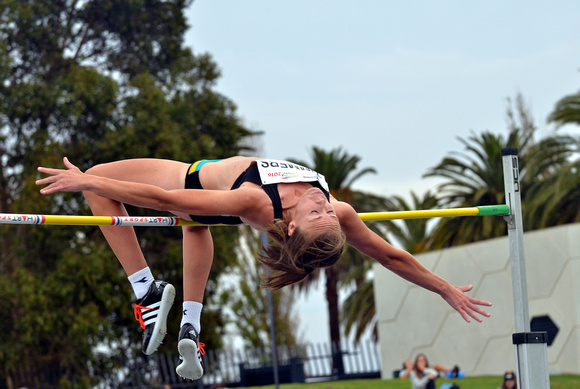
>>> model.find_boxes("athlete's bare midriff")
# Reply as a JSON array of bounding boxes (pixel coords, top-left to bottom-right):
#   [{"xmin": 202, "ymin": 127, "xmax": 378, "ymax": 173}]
[{"xmin": 196, "ymin": 156, "xmax": 260, "ymax": 190}]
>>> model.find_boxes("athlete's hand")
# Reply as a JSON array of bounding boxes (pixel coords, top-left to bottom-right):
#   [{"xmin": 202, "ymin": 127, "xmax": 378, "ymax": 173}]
[
  {"xmin": 36, "ymin": 157, "xmax": 90, "ymax": 195},
  {"xmin": 441, "ymin": 284, "xmax": 492, "ymax": 323}
]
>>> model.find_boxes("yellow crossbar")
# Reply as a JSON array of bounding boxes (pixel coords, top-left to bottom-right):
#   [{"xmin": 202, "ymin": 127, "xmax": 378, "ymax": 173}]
[
  {"xmin": 359, "ymin": 205, "xmax": 509, "ymax": 221},
  {"xmin": 0, "ymin": 205, "xmax": 509, "ymax": 226},
  {"xmin": 360, "ymin": 207, "xmax": 478, "ymax": 221}
]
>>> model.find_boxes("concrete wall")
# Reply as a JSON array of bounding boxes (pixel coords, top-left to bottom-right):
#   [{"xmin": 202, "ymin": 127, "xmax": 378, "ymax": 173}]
[{"xmin": 373, "ymin": 223, "xmax": 580, "ymax": 378}]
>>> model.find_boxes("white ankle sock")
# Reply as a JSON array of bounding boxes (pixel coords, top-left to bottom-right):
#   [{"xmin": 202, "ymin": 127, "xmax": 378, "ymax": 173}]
[
  {"xmin": 181, "ymin": 301, "xmax": 203, "ymax": 334},
  {"xmin": 128, "ymin": 267, "xmax": 154, "ymax": 300}
]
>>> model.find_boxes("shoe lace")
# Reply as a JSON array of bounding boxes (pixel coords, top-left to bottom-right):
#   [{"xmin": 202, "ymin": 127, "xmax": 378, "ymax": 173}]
[
  {"xmin": 198, "ymin": 341, "xmax": 206, "ymax": 356},
  {"xmin": 133, "ymin": 304, "xmax": 153, "ymax": 330}
]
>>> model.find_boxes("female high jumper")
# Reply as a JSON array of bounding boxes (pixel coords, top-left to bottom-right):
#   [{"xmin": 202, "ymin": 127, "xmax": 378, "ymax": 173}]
[{"xmin": 37, "ymin": 156, "xmax": 492, "ymax": 380}]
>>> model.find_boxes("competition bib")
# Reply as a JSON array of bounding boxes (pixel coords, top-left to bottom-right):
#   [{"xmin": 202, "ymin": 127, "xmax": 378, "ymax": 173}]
[{"xmin": 256, "ymin": 159, "xmax": 329, "ymax": 192}]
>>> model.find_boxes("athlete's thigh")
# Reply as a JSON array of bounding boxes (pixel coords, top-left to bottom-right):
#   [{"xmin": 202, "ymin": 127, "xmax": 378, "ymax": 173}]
[{"xmin": 86, "ymin": 158, "xmax": 191, "ymax": 190}]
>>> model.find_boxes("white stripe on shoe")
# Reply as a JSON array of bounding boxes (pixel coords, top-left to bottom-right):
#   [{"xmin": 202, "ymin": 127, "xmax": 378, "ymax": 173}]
[{"xmin": 143, "ymin": 284, "xmax": 176, "ymax": 355}]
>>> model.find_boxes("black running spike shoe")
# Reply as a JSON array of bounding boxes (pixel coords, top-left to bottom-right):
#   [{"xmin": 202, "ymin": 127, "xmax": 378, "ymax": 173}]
[
  {"xmin": 133, "ymin": 280, "xmax": 176, "ymax": 355},
  {"xmin": 176, "ymin": 323, "xmax": 205, "ymax": 380}
]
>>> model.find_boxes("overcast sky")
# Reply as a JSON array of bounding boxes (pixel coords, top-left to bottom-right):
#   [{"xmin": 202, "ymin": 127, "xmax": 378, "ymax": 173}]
[{"xmin": 184, "ymin": 1, "xmax": 580, "ymax": 344}]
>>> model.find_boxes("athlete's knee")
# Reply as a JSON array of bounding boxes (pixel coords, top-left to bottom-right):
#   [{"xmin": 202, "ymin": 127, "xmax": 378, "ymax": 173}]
[{"xmin": 85, "ymin": 163, "xmax": 108, "ymax": 177}]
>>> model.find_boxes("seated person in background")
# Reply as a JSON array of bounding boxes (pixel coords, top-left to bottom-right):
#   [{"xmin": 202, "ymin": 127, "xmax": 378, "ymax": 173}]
[
  {"xmin": 398, "ymin": 355, "xmax": 461, "ymax": 379},
  {"xmin": 497, "ymin": 371, "xmax": 517, "ymax": 389},
  {"xmin": 409, "ymin": 354, "xmax": 438, "ymax": 389},
  {"xmin": 397, "ymin": 359, "xmax": 414, "ymax": 378}
]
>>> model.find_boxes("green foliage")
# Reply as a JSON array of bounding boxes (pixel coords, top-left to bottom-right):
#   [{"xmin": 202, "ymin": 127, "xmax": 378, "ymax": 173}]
[
  {"xmin": 0, "ymin": 0, "xmax": 255, "ymax": 384},
  {"xmin": 0, "ymin": 239, "xmax": 129, "ymax": 383},
  {"xmin": 291, "ymin": 147, "xmax": 391, "ymax": 345},
  {"xmin": 548, "ymin": 90, "xmax": 580, "ymax": 127},
  {"xmin": 381, "ymin": 191, "xmax": 439, "ymax": 254},
  {"xmin": 423, "ymin": 94, "xmax": 580, "ymax": 248},
  {"xmin": 220, "ymin": 227, "xmax": 299, "ymax": 350},
  {"xmin": 340, "ymin": 277, "xmax": 376, "ymax": 341},
  {"xmin": 341, "ymin": 191, "xmax": 438, "ymax": 342},
  {"xmin": 301, "ymin": 146, "xmax": 378, "ymax": 195},
  {"xmin": 523, "ymin": 132, "xmax": 580, "ymax": 228}
]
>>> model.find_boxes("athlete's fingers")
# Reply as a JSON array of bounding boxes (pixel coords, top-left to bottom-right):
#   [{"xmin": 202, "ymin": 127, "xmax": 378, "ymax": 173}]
[
  {"xmin": 62, "ymin": 157, "xmax": 79, "ymax": 171},
  {"xmin": 470, "ymin": 298, "xmax": 493, "ymax": 307},
  {"xmin": 37, "ymin": 166, "xmax": 65, "ymax": 175},
  {"xmin": 35, "ymin": 175, "xmax": 56, "ymax": 186}
]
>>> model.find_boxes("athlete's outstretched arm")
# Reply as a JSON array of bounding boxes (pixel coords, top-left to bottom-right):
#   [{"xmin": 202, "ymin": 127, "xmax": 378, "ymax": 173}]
[
  {"xmin": 37, "ymin": 157, "xmax": 252, "ymax": 217},
  {"xmin": 335, "ymin": 201, "xmax": 492, "ymax": 323}
]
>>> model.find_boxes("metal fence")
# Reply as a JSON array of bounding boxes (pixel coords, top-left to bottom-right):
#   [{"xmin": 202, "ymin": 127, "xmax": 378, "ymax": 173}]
[{"xmin": 6, "ymin": 341, "xmax": 381, "ymax": 388}]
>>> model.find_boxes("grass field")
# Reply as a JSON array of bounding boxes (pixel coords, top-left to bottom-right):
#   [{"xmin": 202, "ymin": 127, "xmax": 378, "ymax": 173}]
[{"xmin": 246, "ymin": 375, "xmax": 580, "ymax": 388}]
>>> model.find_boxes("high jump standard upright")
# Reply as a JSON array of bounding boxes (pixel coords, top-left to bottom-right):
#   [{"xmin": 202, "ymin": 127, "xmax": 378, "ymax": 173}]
[{"xmin": 502, "ymin": 148, "xmax": 550, "ymax": 389}]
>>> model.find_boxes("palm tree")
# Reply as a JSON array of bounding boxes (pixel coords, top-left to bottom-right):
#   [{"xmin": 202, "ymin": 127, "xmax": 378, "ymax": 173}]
[
  {"xmin": 423, "ymin": 130, "xmax": 511, "ymax": 248},
  {"xmin": 522, "ymin": 134, "xmax": 580, "ymax": 228},
  {"xmin": 425, "ymin": 94, "xmax": 579, "ymax": 248},
  {"xmin": 548, "ymin": 90, "xmax": 580, "ymax": 127},
  {"xmin": 381, "ymin": 191, "xmax": 439, "ymax": 254},
  {"xmin": 341, "ymin": 191, "xmax": 437, "ymax": 341},
  {"xmin": 539, "ymin": 87, "xmax": 580, "ymax": 226},
  {"xmin": 290, "ymin": 146, "xmax": 390, "ymax": 374}
]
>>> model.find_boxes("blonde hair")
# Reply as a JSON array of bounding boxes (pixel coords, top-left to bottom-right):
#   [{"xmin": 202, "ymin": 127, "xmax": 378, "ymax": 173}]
[{"xmin": 258, "ymin": 219, "xmax": 346, "ymax": 290}]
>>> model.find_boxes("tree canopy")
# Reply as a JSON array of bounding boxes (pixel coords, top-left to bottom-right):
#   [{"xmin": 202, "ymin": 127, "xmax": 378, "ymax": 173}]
[
  {"xmin": 0, "ymin": 0, "xmax": 255, "ymax": 385},
  {"xmin": 2, "ymin": 1, "xmax": 580, "ymax": 386},
  {"xmin": 424, "ymin": 94, "xmax": 580, "ymax": 248}
]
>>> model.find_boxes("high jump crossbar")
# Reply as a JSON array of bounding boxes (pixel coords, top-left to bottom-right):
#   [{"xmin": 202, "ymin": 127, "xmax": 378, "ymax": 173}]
[{"xmin": 0, "ymin": 205, "xmax": 510, "ymax": 227}]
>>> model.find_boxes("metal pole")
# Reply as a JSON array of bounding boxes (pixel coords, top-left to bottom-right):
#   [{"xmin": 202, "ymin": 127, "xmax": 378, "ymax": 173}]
[
  {"xmin": 262, "ymin": 232, "xmax": 279, "ymax": 389},
  {"xmin": 501, "ymin": 148, "xmax": 550, "ymax": 389}
]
